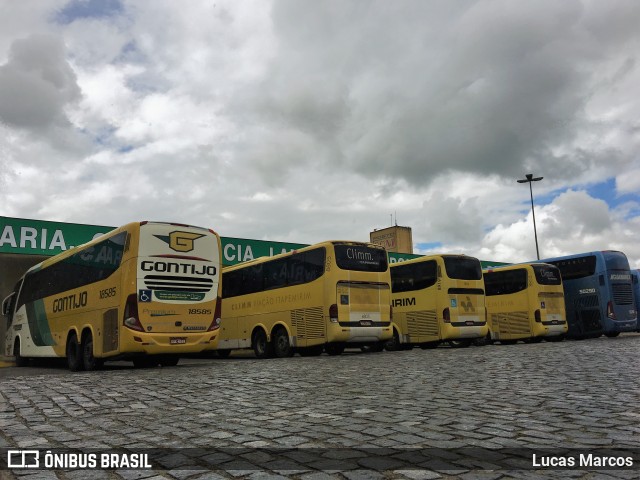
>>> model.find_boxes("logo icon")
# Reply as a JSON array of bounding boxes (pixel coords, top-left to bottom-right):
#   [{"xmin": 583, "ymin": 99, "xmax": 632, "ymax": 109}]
[
  {"xmin": 7, "ymin": 450, "xmax": 39, "ymax": 468},
  {"xmin": 460, "ymin": 296, "xmax": 474, "ymax": 312},
  {"xmin": 139, "ymin": 290, "xmax": 152, "ymax": 302},
  {"xmin": 155, "ymin": 231, "xmax": 204, "ymax": 253}
]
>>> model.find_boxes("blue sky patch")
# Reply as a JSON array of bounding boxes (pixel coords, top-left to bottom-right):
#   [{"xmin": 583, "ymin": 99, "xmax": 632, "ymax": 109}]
[
  {"xmin": 416, "ymin": 241, "xmax": 443, "ymax": 251},
  {"xmin": 55, "ymin": 0, "xmax": 124, "ymax": 24}
]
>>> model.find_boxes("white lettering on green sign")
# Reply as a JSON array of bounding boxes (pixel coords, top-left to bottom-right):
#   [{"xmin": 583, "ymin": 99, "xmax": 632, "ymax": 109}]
[
  {"xmin": 0, "ymin": 226, "xmax": 68, "ymax": 251},
  {"xmin": 223, "ymin": 243, "xmax": 255, "ymax": 263}
]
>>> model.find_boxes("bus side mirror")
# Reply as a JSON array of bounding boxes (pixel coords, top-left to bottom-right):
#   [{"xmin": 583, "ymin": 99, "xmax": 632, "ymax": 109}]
[{"xmin": 2, "ymin": 293, "xmax": 14, "ymax": 317}]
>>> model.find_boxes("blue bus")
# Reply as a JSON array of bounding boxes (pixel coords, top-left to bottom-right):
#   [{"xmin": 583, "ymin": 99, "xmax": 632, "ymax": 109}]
[{"xmin": 539, "ymin": 251, "xmax": 637, "ymax": 338}]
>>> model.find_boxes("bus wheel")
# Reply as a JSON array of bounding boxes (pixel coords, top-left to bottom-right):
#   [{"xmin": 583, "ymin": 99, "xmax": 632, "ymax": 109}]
[
  {"xmin": 324, "ymin": 343, "xmax": 345, "ymax": 356},
  {"xmin": 216, "ymin": 350, "xmax": 232, "ymax": 359},
  {"xmin": 500, "ymin": 339, "xmax": 518, "ymax": 345},
  {"xmin": 252, "ymin": 329, "xmax": 274, "ymax": 359},
  {"xmin": 546, "ymin": 334, "xmax": 565, "ymax": 342},
  {"xmin": 385, "ymin": 330, "xmax": 402, "ymax": 351},
  {"xmin": 133, "ymin": 357, "xmax": 158, "ymax": 368},
  {"xmin": 420, "ymin": 341, "xmax": 439, "ymax": 349},
  {"xmin": 66, "ymin": 333, "xmax": 83, "ymax": 372},
  {"xmin": 605, "ymin": 332, "xmax": 620, "ymax": 338},
  {"xmin": 158, "ymin": 355, "xmax": 180, "ymax": 367},
  {"xmin": 13, "ymin": 339, "xmax": 29, "ymax": 367},
  {"xmin": 82, "ymin": 332, "xmax": 102, "ymax": 371},
  {"xmin": 361, "ymin": 342, "xmax": 384, "ymax": 353},
  {"xmin": 523, "ymin": 336, "xmax": 543, "ymax": 344},
  {"xmin": 273, "ymin": 327, "xmax": 294, "ymax": 358},
  {"xmin": 447, "ymin": 339, "xmax": 471, "ymax": 348},
  {"xmin": 298, "ymin": 345, "xmax": 323, "ymax": 357}
]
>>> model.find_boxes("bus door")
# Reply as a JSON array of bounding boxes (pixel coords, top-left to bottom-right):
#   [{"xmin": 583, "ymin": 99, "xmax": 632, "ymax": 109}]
[
  {"xmin": 539, "ymin": 291, "xmax": 564, "ymax": 325},
  {"xmin": 572, "ymin": 289, "xmax": 602, "ymax": 337},
  {"xmin": 336, "ymin": 281, "xmax": 389, "ymax": 330},
  {"xmin": 447, "ymin": 289, "xmax": 483, "ymax": 327}
]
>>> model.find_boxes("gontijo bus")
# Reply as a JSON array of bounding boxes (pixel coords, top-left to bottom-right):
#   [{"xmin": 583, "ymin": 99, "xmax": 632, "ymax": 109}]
[
  {"xmin": 218, "ymin": 241, "xmax": 392, "ymax": 358},
  {"xmin": 387, "ymin": 254, "xmax": 487, "ymax": 349},
  {"xmin": 2, "ymin": 221, "xmax": 222, "ymax": 371},
  {"xmin": 483, "ymin": 263, "xmax": 567, "ymax": 344},
  {"xmin": 539, "ymin": 251, "xmax": 637, "ymax": 338}
]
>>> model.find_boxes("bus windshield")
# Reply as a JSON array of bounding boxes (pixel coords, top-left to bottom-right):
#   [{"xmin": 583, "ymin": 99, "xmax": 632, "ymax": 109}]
[
  {"xmin": 334, "ymin": 244, "xmax": 387, "ymax": 272},
  {"xmin": 533, "ymin": 265, "xmax": 562, "ymax": 285},
  {"xmin": 604, "ymin": 251, "xmax": 631, "ymax": 271},
  {"xmin": 443, "ymin": 256, "xmax": 482, "ymax": 280}
]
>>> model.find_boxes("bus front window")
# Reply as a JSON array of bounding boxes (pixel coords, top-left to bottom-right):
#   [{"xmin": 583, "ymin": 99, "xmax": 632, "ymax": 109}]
[
  {"xmin": 443, "ymin": 256, "xmax": 482, "ymax": 280},
  {"xmin": 334, "ymin": 244, "xmax": 388, "ymax": 272},
  {"xmin": 533, "ymin": 265, "xmax": 562, "ymax": 285}
]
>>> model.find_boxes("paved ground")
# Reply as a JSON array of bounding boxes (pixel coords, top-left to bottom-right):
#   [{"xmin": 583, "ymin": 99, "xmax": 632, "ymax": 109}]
[{"xmin": 1, "ymin": 335, "xmax": 639, "ymax": 480}]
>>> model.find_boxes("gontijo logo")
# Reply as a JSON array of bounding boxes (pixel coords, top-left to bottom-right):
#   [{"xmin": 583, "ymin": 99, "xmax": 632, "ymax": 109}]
[{"xmin": 155, "ymin": 231, "xmax": 204, "ymax": 253}]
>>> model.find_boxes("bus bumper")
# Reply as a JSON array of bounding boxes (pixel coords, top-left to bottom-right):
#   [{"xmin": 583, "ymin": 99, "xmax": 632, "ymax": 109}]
[
  {"xmin": 440, "ymin": 323, "xmax": 488, "ymax": 340},
  {"xmin": 120, "ymin": 330, "xmax": 219, "ymax": 354},
  {"xmin": 329, "ymin": 324, "xmax": 392, "ymax": 343},
  {"xmin": 541, "ymin": 322, "xmax": 568, "ymax": 337},
  {"xmin": 610, "ymin": 320, "xmax": 637, "ymax": 332}
]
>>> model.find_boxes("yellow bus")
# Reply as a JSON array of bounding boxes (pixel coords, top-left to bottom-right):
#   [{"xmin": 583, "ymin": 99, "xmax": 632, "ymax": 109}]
[
  {"xmin": 2, "ymin": 221, "xmax": 222, "ymax": 371},
  {"xmin": 218, "ymin": 241, "xmax": 392, "ymax": 358},
  {"xmin": 483, "ymin": 263, "xmax": 567, "ymax": 344},
  {"xmin": 388, "ymin": 254, "xmax": 488, "ymax": 350}
]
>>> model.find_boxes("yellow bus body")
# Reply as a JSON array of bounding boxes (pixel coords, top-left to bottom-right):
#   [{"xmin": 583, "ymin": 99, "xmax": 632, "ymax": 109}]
[
  {"xmin": 3, "ymin": 221, "xmax": 222, "ymax": 370},
  {"xmin": 484, "ymin": 263, "xmax": 568, "ymax": 343},
  {"xmin": 219, "ymin": 241, "xmax": 392, "ymax": 357},
  {"xmin": 390, "ymin": 255, "xmax": 488, "ymax": 348}
]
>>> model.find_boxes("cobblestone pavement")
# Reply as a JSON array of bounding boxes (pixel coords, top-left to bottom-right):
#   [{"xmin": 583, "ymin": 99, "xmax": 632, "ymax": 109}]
[{"xmin": 1, "ymin": 335, "xmax": 639, "ymax": 480}]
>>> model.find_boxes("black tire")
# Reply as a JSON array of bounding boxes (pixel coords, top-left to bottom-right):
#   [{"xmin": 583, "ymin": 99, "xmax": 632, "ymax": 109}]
[
  {"xmin": 298, "ymin": 345, "xmax": 323, "ymax": 357},
  {"xmin": 13, "ymin": 339, "xmax": 29, "ymax": 367},
  {"xmin": 158, "ymin": 355, "xmax": 180, "ymax": 367},
  {"xmin": 546, "ymin": 334, "xmax": 565, "ymax": 342},
  {"xmin": 66, "ymin": 333, "xmax": 83, "ymax": 372},
  {"xmin": 133, "ymin": 357, "xmax": 158, "ymax": 368},
  {"xmin": 605, "ymin": 332, "xmax": 620, "ymax": 338},
  {"xmin": 82, "ymin": 332, "xmax": 102, "ymax": 371},
  {"xmin": 324, "ymin": 343, "xmax": 345, "ymax": 356},
  {"xmin": 385, "ymin": 329, "xmax": 402, "ymax": 351},
  {"xmin": 447, "ymin": 339, "xmax": 472, "ymax": 348},
  {"xmin": 523, "ymin": 336, "xmax": 543, "ymax": 344},
  {"xmin": 216, "ymin": 350, "xmax": 232, "ymax": 359},
  {"xmin": 362, "ymin": 342, "xmax": 385, "ymax": 353},
  {"xmin": 420, "ymin": 341, "xmax": 440, "ymax": 349},
  {"xmin": 273, "ymin": 327, "xmax": 294, "ymax": 358},
  {"xmin": 500, "ymin": 339, "xmax": 518, "ymax": 345},
  {"xmin": 252, "ymin": 329, "xmax": 273, "ymax": 359}
]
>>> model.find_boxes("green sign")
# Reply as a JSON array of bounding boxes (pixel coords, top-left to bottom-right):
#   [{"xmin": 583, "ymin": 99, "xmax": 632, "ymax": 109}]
[
  {"xmin": 221, "ymin": 236, "xmax": 307, "ymax": 266},
  {"xmin": 0, "ymin": 216, "xmax": 113, "ymax": 256}
]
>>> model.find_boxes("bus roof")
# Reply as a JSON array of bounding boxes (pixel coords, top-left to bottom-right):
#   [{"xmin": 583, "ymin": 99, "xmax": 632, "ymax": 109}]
[{"xmin": 390, "ymin": 253, "xmax": 480, "ymax": 267}]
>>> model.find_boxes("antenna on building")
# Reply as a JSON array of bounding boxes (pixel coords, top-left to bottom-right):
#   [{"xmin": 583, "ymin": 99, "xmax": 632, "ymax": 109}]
[{"xmin": 395, "ymin": 211, "xmax": 398, "ymax": 226}]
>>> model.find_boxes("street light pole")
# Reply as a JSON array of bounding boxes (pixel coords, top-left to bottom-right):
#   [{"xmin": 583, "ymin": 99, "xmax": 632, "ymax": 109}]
[{"xmin": 517, "ymin": 173, "xmax": 543, "ymax": 260}]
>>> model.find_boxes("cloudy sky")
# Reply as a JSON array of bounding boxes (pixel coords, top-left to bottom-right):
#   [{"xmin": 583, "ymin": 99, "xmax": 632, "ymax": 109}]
[{"xmin": 1, "ymin": 0, "xmax": 639, "ymax": 266}]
